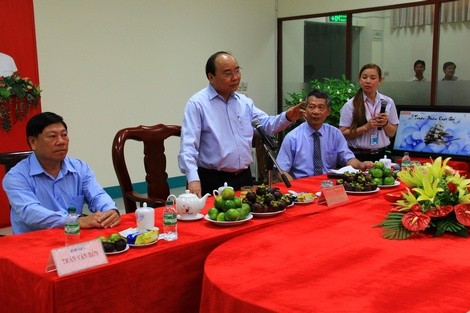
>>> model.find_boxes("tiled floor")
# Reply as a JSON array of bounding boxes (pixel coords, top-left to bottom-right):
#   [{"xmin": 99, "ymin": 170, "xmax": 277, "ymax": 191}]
[{"xmin": 0, "ymin": 186, "xmax": 187, "ymax": 236}]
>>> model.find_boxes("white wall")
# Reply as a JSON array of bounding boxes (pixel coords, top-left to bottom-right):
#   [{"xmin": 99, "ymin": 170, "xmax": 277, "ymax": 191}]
[
  {"xmin": 277, "ymin": 0, "xmax": 426, "ymax": 18},
  {"xmin": 33, "ymin": 0, "xmax": 277, "ymax": 188}
]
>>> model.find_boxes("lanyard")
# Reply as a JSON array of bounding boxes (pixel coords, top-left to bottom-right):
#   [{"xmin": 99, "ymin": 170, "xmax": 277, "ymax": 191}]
[{"xmin": 365, "ymin": 98, "xmax": 379, "ymax": 119}]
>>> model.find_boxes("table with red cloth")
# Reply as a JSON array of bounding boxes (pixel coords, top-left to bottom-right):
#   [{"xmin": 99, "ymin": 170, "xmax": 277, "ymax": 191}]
[
  {"xmin": 200, "ymin": 188, "xmax": 470, "ymax": 312},
  {"xmin": 0, "ymin": 175, "xmax": 381, "ymax": 313}
]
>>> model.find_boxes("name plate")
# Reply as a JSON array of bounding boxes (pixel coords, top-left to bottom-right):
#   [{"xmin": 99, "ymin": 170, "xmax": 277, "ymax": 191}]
[
  {"xmin": 317, "ymin": 185, "xmax": 348, "ymax": 206},
  {"xmin": 45, "ymin": 238, "xmax": 108, "ymax": 276}
]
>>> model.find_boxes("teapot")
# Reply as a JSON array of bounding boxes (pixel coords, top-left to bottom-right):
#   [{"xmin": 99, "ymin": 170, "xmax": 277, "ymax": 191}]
[
  {"xmin": 167, "ymin": 190, "xmax": 210, "ymax": 218},
  {"xmin": 212, "ymin": 182, "xmax": 234, "ymax": 198}
]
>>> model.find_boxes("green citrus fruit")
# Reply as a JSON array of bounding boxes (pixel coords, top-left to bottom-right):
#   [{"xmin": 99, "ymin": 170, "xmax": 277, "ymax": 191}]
[
  {"xmin": 221, "ymin": 187, "xmax": 235, "ymax": 200},
  {"xmin": 237, "ymin": 208, "xmax": 248, "ymax": 220},
  {"xmin": 214, "ymin": 196, "xmax": 224, "ymax": 209},
  {"xmin": 233, "ymin": 196, "xmax": 242, "ymax": 208},
  {"xmin": 370, "ymin": 168, "xmax": 383, "ymax": 178},
  {"xmin": 225, "ymin": 208, "xmax": 240, "ymax": 221},
  {"xmin": 383, "ymin": 176, "xmax": 395, "ymax": 185},
  {"xmin": 374, "ymin": 161, "xmax": 385, "ymax": 170},
  {"xmin": 222, "ymin": 199, "xmax": 236, "ymax": 212},
  {"xmin": 372, "ymin": 177, "xmax": 383, "ymax": 185},
  {"xmin": 383, "ymin": 168, "xmax": 393, "ymax": 177},
  {"xmin": 208, "ymin": 207, "xmax": 219, "ymax": 220},
  {"xmin": 216, "ymin": 212, "xmax": 226, "ymax": 221}
]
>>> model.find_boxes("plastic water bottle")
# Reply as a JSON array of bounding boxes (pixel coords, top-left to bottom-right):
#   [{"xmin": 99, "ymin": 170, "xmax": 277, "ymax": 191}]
[
  {"xmin": 401, "ymin": 152, "xmax": 411, "ymax": 169},
  {"xmin": 163, "ymin": 199, "xmax": 178, "ymax": 241},
  {"xmin": 65, "ymin": 207, "xmax": 80, "ymax": 245}
]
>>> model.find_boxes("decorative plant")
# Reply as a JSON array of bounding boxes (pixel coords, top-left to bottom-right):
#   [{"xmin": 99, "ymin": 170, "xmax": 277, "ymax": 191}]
[
  {"xmin": 376, "ymin": 157, "xmax": 470, "ymax": 240},
  {"xmin": 283, "ymin": 75, "xmax": 358, "ymax": 128},
  {"xmin": 0, "ymin": 73, "xmax": 41, "ymax": 132}
]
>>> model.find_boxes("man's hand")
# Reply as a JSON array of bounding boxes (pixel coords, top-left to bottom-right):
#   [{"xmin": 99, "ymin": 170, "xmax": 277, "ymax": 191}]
[
  {"xmin": 79, "ymin": 209, "xmax": 121, "ymax": 229},
  {"xmin": 188, "ymin": 181, "xmax": 202, "ymax": 198},
  {"xmin": 286, "ymin": 101, "xmax": 306, "ymax": 122}
]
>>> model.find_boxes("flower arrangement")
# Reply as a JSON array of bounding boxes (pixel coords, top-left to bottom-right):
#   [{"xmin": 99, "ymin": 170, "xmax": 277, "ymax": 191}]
[
  {"xmin": 376, "ymin": 157, "xmax": 470, "ymax": 240},
  {"xmin": 0, "ymin": 73, "xmax": 41, "ymax": 132}
]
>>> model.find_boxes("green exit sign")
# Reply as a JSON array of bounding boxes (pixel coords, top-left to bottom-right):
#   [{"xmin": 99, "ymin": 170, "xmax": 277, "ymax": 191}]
[{"xmin": 329, "ymin": 15, "xmax": 347, "ymax": 23}]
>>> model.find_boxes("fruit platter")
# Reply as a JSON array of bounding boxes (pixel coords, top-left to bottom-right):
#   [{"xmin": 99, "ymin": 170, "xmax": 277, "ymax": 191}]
[
  {"xmin": 242, "ymin": 185, "xmax": 294, "ymax": 214},
  {"xmin": 99, "ymin": 233, "xmax": 128, "ymax": 254},
  {"xmin": 336, "ymin": 161, "xmax": 398, "ymax": 192},
  {"xmin": 206, "ymin": 186, "xmax": 252, "ymax": 223}
]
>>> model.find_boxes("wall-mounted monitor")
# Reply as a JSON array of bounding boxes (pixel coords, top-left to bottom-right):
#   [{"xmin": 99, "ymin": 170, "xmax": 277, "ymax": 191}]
[{"xmin": 391, "ymin": 106, "xmax": 470, "ymax": 161}]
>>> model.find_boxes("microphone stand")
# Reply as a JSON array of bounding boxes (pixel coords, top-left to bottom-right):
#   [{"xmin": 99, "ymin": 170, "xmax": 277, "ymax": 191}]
[{"xmin": 261, "ymin": 142, "xmax": 291, "ymax": 188}]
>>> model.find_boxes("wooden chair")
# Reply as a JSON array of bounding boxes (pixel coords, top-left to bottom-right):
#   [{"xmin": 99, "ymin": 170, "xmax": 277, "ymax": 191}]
[
  {"xmin": 112, "ymin": 124, "xmax": 181, "ymax": 213},
  {"xmin": 0, "ymin": 151, "xmax": 33, "ymax": 173}
]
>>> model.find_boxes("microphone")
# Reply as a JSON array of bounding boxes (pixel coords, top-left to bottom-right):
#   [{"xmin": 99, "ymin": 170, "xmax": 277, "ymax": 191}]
[
  {"xmin": 251, "ymin": 119, "xmax": 277, "ymax": 150},
  {"xmin": 377, "ymin": 100, "xmax": 387, "ymax": 131}
]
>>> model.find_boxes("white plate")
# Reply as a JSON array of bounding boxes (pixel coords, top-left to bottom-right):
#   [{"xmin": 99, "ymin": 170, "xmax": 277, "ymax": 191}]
[
  {"xmin": 377, "ymin": 181, "xmax": 401, "ymax": 188},
  {"xmin": 251, "ymin": 209, "xmax": 286, "ymax": 217},
  {"xmin": 128, "ymin": 240, "xmax": 158, "ymax": 247},
  {"xmin": 105, "ymin": 244, "xmax": 129, "ymax": 255},
  {"xmin": 346, "ymin": 188, "xmax": 380, "ymax": 194},
  {"xmin": 204, "ymin": 213, "xmax": 253, "ymax": 226},
  {"xmin": 295, "ymin": 199, "xmax": 315, "ymax": 205},
  {"xmin": 177, "ymin": 213, "xmax": 204, "ymax": 221}
]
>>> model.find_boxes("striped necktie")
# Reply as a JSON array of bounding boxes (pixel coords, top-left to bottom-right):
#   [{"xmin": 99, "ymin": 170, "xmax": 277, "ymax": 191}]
[{"xmin": 313, "ymin": 132, "xmax": 323, "ymax": 176}]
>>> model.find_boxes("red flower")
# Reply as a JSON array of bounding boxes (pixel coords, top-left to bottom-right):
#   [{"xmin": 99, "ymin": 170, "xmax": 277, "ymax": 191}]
[
  {"xmin": 447, "ymin": 182, "xmax": 457, "ymax": 193},
  {"xmin": 402, "ymin": 212, "xmax": 431, "ymax": 231},
  {"xmin": 426, "ymin": 205, "xmax": 453, "ymax": 218},
  {"xmin": 454, "ymin": 204, "xmax": 470, "ymax": 226}
]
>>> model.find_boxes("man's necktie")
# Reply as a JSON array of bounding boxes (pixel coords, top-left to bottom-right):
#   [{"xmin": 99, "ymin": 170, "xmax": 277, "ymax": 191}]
[{"xmin": 313, "ymin": 132, "xmax": 323, "ymax": 176}]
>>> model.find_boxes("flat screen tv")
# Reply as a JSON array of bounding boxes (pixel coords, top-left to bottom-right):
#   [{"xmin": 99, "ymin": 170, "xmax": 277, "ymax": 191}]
[{"xmin": 391, "ymin": 105, "xmax": 470, "ymax": 161}]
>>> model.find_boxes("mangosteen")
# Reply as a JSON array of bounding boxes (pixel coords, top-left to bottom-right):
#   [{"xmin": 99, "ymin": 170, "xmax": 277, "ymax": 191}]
[
  {"xmin": 256, "ymin": 187, "xmax": 266, "ymax": 196},
  {"xmin": 272, "ymin": 190, "xmax": 283, "ymax": 200},
  {"xmin": 252, "ymin": 202, "xmax": 265, "ymax": 213},
  {"xmin": 263, "ymin": 194, "xmax": 275, "ymax": 205},
  {"xmin": 114, "ymin": 238, "xmax": 127, "ymax": 251},
  {"xmin": 102, "ymin": 242, "xmax": 115, "ymax": 253},
  {"xmin": 245, "ymin": 191, "xmax": 257, "ymax": 203}
]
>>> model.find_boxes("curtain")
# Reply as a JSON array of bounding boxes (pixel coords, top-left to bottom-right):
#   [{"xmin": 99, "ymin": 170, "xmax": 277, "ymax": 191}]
[
  {"xmin": 391, "ymin": 0, "xmax": 470, "ymax": 28},
  {"xmin": 0, "ymin": 0, "xmax": 40, "ymax": 227}
]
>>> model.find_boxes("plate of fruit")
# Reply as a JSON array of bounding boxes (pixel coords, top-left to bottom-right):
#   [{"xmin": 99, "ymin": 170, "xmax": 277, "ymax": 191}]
[
  {"xmin": 99, "ymin": 233, "xmax": 128, "ymax": 255},
  {"xmin": 204, "ymin": 213, "xmax": 253, "ymax": 226},
  {"xmin": 243, "ymin": 185, "xmax": 294, "ymax": 214},
  {"xmin": 336, "ymin": 171, "xmax": 379, "ymax": 193}
]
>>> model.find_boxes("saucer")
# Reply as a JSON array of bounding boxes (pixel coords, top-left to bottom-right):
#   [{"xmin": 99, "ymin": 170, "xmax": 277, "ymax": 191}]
[{"xmin": 177, "ymin": 213, "xmax": 204, "ymax": 221}]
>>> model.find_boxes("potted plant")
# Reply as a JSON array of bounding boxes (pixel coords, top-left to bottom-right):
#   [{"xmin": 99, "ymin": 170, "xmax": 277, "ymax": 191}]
[
  {"xmin": 0, "ymin": 73, "xmax": 41, "ymax": 132},
  {"xmin": 283, "ymin": 75, "xmax": 358, "ymax": 128}
]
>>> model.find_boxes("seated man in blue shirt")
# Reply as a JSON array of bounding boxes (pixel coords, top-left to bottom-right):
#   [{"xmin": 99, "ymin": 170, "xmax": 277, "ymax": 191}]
[
  {"xmin": 276, "ymin": 89, "xmax": 373, "ymax": 180},
  {"xmin": 3, "ymin": 112, "xmax": 121, "ymax": 234}
]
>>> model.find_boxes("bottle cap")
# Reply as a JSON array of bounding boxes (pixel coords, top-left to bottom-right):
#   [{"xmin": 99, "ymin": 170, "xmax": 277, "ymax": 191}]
[
  {"xmin": 165, "ymin": 199, "xmax": 174, "ymax": 205},
  {"xmin": 67, "ymin": 207, "xmax": 76, "ymax": 213}
]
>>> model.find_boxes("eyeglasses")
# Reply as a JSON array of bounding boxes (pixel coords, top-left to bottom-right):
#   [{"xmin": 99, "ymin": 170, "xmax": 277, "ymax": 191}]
[{"xmin": 218, "ymin": 68, "xmax": 241, "ymax": 78}]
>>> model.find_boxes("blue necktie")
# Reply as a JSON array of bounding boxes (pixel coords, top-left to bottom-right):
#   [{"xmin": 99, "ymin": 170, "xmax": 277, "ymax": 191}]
[{"xmin": 313, "ymin": 132, "xmax": 323, "ymax": 176}]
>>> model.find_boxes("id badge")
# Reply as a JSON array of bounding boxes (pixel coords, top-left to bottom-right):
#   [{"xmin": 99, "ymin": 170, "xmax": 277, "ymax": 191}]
[{"xmin": 370, "ymin": 130, "xmax": 379, "ymax": 146}]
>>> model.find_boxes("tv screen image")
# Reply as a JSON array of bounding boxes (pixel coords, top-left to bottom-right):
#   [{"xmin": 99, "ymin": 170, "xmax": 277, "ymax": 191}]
[{"xmin": 392, "ymin": 106, "xmax": 470, "ymax": 161}]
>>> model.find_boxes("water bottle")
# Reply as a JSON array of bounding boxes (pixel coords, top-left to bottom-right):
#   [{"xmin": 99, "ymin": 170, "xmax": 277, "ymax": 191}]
[
  {"xmin": 163, "ymin": 199, "xmax": 178, "ymax": 241},
  {"xmin": 401, "ymin": 152, "xmax": 411, "ymax": 169},
  {"xmin": 65, "ymin": 207, "xmax": 80, "ymax": 245}
]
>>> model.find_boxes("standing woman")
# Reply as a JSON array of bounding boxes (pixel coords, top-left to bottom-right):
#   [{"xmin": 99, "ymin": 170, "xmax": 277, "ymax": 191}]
[{"xmin": 339, "ymin": 64, "xmax": 399, "ymax": 162}]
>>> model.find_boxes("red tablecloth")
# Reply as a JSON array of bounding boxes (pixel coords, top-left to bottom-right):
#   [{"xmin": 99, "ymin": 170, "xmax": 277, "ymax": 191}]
[
  {"xmin": 1, "ymin": 175, "xmax": 378, "ymax": 313},
  {"xmin": 200, "ymin": 190, "xmax": 470, "ymax": 313}
]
